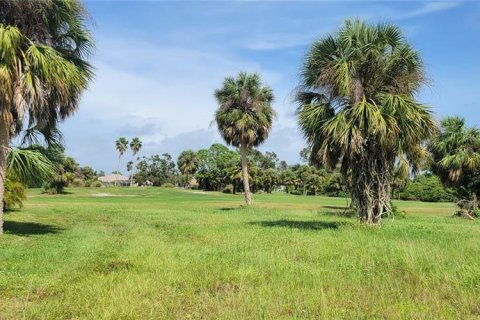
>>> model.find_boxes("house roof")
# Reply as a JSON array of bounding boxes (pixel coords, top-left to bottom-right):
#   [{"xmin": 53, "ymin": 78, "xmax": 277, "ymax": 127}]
[{"xmin": 98, "ymin": 174, "xmax": 130, "ymax": 183}]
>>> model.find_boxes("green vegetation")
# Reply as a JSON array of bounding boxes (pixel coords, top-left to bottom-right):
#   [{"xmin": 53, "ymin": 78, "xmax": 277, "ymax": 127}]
[
  {"xmin": 430, "ymin": 117, "xmax": 480, "ymax": 212},
  {"xmin": 0, "ymin": 0, "xmax": 94, "ymax": 234},
  {"xmin": 1, "ymin": 187, "xmax": 478, "ymax": 319},
  {"xmin": 177, "ymin": 150, "xmax": 200, "ymax": 188}
]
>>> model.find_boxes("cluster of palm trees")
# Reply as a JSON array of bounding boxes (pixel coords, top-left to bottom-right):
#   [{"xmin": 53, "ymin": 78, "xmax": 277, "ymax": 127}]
[
  {"xmin": 115, "ymin": 137, "xmax": 142, "ymax": 186},
  {"xmin": 212, "ymin": 20, "xmax": 473, "ymax": 224}
]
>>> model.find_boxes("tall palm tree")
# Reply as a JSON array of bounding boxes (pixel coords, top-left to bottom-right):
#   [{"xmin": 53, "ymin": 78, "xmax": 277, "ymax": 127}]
[
  {"xmin": 214, "ymin": 72, "xmax": 275, "ymax": 205},
  {"xmin": 115, "ymin": 138, "xmax": 128, "ymax": 186},
  {"xmin": 0, "ymin": 0, "xmax": 94, "ymax": 234},
  {"xmin": 296, "ymin": 19, "xmax": 437, "ymax": 224},
  {"xmin": 429, "ymin": 117, "xmax": 480, "ymax": 209},
  {"xmin": 129, "ymin": 137, "xmax": 142, "ymax": 186},
  {"xmin": 177, "ymin": 150, "xmax": 199, "ymax": 188}
]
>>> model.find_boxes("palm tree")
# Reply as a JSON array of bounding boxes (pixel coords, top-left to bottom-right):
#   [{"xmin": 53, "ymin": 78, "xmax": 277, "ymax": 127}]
[
  {"xmin": 129, "ymin": 137, "xmax": 142, "ymax": 186},
  {"xmin": 429, "ymin": 117, "xmax": 480, "ymax": 209},
  {"xmin": 126, "ymin": 160, "xmax": 134, "ymax": 182},
  {"xmin": 214, "ymin": 72, "xmax": 275, "ymax": 205},
  {"xmin": 177, "ymin": 150, "xmax": 199, "ymax": 188},
  {"xmin": 115, "ymin": 138, "xmax": 129, "ymax": 186},
  {"xmin": 296, "ymin": 19, "xmax": 437, "ymax": 224},
  {"xmin": 0, "ymin": 1, "xmax": 94, "ymax": 234}
]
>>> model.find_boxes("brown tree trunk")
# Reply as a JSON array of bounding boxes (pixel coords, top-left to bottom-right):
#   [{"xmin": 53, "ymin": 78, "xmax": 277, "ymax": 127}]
[
  {"xmin": 240, "ymin": 144, "xmax": 252, "ymax": 205},
  {"xmin": 0, "ymin": 114, "xmax": 10, "ymax": 235},
  {"xmin": 350, "ymin": 149, "xmax": 393, "ymax": 225},
  {"xmin": 472, "ymin": 192, "xmax": 478, "ymax": 211},
  {"xmin": 115, "ymin": 156, "xmax": 121, "ymax": 187},
  {"xmin": 130, "ymin": 157, "xmax": 135, "ymax": 187}
]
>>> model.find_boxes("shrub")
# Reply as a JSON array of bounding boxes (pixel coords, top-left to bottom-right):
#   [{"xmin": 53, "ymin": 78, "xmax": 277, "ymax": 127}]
[
  {"xmin": 222, "ymin": 184, "xmax": 233, "ymax": 194},
  {"xmin": 401, "ymin": 174, "xmax": 456, "ymax": 202},
  {"xmin": 4, "ymin": 178, "xmax": 26, "ymax": 210},
  {"xmin": 91, "ymin": 181, "xmax": 103, "ymax": 188},
  {"xmin": 161, "ymin": 183, "xmax": 175, "ymax": 188},
  {"xmin": 71, "ymin": 178, "xmax": 85, "ymax": 187}
]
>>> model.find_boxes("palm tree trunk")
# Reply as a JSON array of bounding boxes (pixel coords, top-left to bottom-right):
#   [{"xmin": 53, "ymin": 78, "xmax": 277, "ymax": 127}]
[
  {"xmin": 0, "ymin": 114, "xmax": 10, "ymax": 235},
  {"xmin": 130, "ymin": 155, "xmax": 135, "ymax": 187},
  {"xmin": 115, "ymin": 156, "xmax": 121, "ymax": 187},
  {"xmin": 472, "ymin": 192, "xmax": 478, "ymax": 211},
  {"xmin": 240, "ymin": 144, "xmax": 252, "ymax": 205}
]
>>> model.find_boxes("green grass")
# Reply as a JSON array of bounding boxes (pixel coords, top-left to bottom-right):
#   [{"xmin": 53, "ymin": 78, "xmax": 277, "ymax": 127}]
[{"xmin": 1, "ymin": 187, "xmax": 479, "ymax": 319}]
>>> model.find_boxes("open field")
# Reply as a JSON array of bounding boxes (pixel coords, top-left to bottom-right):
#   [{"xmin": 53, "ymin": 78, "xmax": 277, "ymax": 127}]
[{"xmin": 1, "ymin": 188, "xmax": 479, "ymax": 319}]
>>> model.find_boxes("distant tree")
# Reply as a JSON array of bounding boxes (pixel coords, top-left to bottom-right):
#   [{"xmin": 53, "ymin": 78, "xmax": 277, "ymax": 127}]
[
  {"xmin": 196, "ymin": 144, "xmax": 238, "ymax": 191},
  {"xmin": 299, "ymin": 148, "xmax": 311, "ymax": 163},
  {"xmin": 260, "ymin": 168, "xmax": 279, "ymax": 193},
  {"xmin": 115, "ymin": 138, "xmax": 129, "ymax": 186},
  {"xmin": 177, "ymin": 150, "xmax": 199, "ymax": 188},
  {"xmin": 215, "ymin": 72, "xmax": 275, "ymax": 204},
  {"xmin": 277, "ymin": 160, "xmax": 288, "ymax": 172},
  {"xmin": 429, "ymin": 117, "xmax": 480, "ymax": 209},
  {"xmin": 134, "ymin": 153, "xmax": 177, "ymax": 186},
  {"xmin": 401, "ymin": 173, "xmax": 456, "ymax": 202},
  {"xmin": 280, "ymin": 169, "xmax": 297, "ymax": 194},
  {"xmin": 126, "ymin": 161, "xmax": 134, "ymax": 181},
  {"xmin": 129, "ymin": 137, "xmax": 142, "ymax": 186},
  {"xmin": 0, "ymin": 0, "xmax": 94, "ymax": 234},
  {"xmin": 296, "ymin": 19, "xmax": 437, "ymax": 224}
]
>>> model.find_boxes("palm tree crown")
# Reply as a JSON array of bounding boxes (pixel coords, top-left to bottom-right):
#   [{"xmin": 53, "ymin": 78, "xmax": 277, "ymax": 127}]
[
  {"xmin": 130, "ymin": 137, "xmax": 142, "ymax": 156},
  {"xmin": 429, "ymin": 116, "xmax": 480, "ymax": 186},
  {"xmin": 0, "ymin": 0, "xmax": 94, "ymax": 137},
  {"xmin": 215, "ymin": 72, "xmax": 275, "ymax": 148},
  {"xmin": 296, "ymin": 19, "xmax": 437, "ymax": 223},
  {"xmin": 177, "ymin": 150, "xmax": 199, "ymax": 176},
  {"xmin": 115, "ymin": 138, "xmax": 129, "ymax": 157}
]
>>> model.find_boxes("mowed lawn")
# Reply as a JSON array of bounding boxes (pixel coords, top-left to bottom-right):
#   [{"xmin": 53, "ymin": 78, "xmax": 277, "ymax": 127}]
[{"xmin": 0, "ymin": 188, "xmax": 479, "ymax": 319}]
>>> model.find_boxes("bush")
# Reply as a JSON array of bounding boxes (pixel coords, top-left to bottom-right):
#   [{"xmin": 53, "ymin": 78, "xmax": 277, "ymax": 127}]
[
  {"xmin": 161, "ymin": 183, "xmax": 175, "ymax": 188},
  {"xmin": 71, "ymin": 178, "xmax": 85, "ymax": 187},
  {"xmin": 91, "ymin": 181, "xmax": 103, "ymax": 188},
  {"xmin": 4, "ymin": 178, "xmax": 26, "ymax": 210},
  {"xmin": 401, "ymin": 174, "xmax": 456, "ymax": 202},
  {"xmin": 222, "ymin": 184, "xmax": 233, "ymax": 194}
]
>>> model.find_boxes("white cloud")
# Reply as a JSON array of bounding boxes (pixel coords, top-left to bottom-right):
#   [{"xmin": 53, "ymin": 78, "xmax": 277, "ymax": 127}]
[
  {"xmin": 63, "ymin": 35, "xmax": 301, "ymax": 172},
  {"xmin": 404, "ymin": 2, "xmax": 460, "ymax": 19}
]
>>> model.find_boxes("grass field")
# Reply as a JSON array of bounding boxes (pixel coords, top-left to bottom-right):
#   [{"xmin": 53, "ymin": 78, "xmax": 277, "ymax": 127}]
[{"xmin": 0, "ymin": 187, "xmax": 479, "ymax": 319}]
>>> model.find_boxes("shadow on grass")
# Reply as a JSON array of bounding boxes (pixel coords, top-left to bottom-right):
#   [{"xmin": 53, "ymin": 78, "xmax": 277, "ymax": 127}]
[
  {"xmin": 4, "ymin": 221, "xmax": 62, "ymax": 236},
  {"xmin": 320, "ymin": 209, "xmax": 357, "ymax": 218},
  {"xmin": 219, "ymin": 207, "xmax": 238, "ymax": 211},
  {"xmin": 251, "ymin": 219, "xmax": 347, "ymax": 231},
  {"xmin": 322, "ymin": 205, "xmax": 348, "ymax": 210}
]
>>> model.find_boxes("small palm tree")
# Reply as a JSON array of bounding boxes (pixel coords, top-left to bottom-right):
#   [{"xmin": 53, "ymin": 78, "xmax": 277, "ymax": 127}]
[
  {"xmin": 0, "ymin": 0, "xmax": 94, "ymax": 234},
  {"xmin": 296, "ymin": 19, "xmax": 437, "ymax": 224},
  {"xmin": 129, "ymin": 137, "xmax": 142, "ymax": 186},
  {"xmin": 115, "ymin": 138, "xmax": 129, "ymax": 186},
  {"xmin": 429, "ymin": 117, "xmax": 480, "ymax": 209},
  {"xmin": 177, "ymin": 150, "xmax": 199, "ymax": 188},
  {"xmin": 126, "ymin": 160, "xmax": 134, "ymax": 181},
  {"xmin": 214, "ymin": 72, "xmax": 275, "ymax": 204}
]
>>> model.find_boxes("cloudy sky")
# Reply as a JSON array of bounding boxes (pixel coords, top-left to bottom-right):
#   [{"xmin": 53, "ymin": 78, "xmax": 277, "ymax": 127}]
[{"xmin": 60, "ymin": 0, "xmax": 480, "ymax": 173}]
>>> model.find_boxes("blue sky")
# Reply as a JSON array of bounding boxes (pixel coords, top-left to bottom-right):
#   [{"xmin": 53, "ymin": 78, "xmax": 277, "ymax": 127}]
[{"xmin": 61, "ymin": 1, "xmax": 480, "ymax": 173}]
